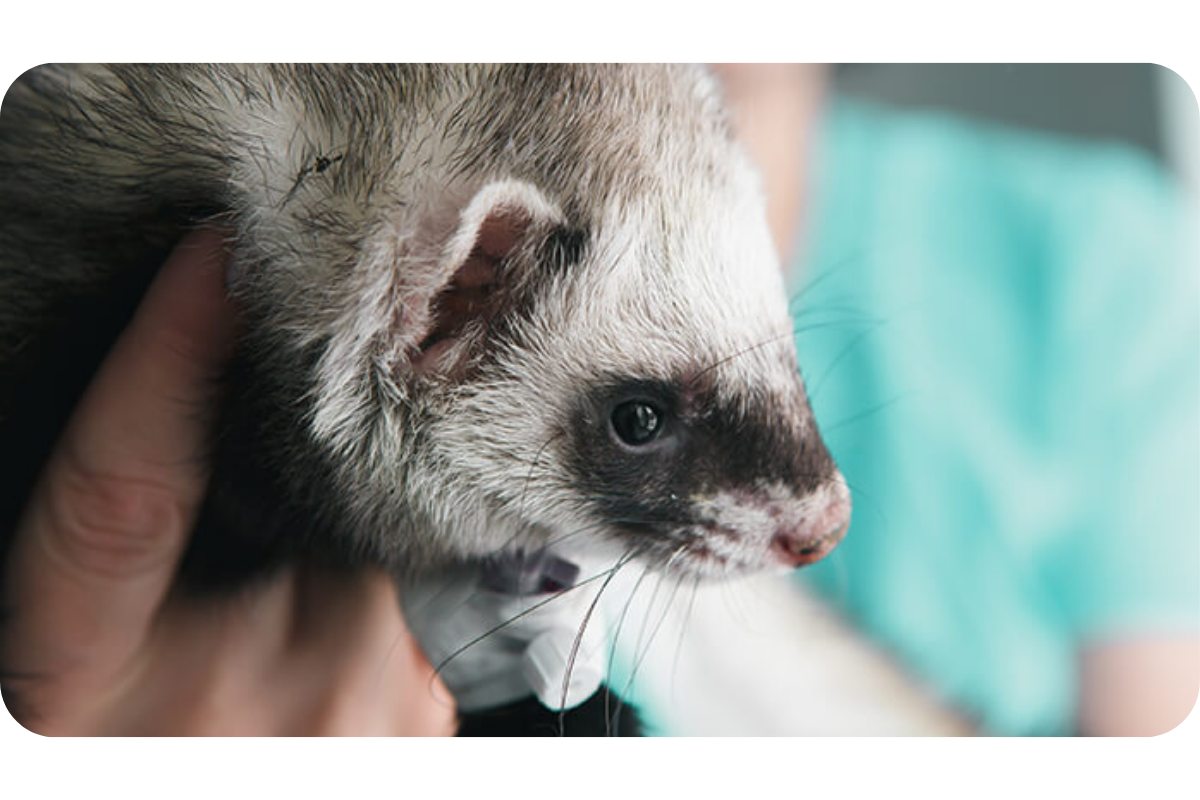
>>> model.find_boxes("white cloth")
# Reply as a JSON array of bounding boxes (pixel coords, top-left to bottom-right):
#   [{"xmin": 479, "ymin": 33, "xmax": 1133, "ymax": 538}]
[{"xmin": 399, "ymin": 551, "xmax": 610, "ymax": 712}]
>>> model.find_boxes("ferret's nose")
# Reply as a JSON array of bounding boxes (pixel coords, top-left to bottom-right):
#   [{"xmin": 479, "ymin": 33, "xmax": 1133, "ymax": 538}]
[{"xmin": 771, "ymin": 492, "xmax": 850, "ymax": 569}]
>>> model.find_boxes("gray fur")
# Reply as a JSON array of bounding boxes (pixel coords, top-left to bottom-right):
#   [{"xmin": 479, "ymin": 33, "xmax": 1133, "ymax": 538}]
[{"xmin": 0, "ymin": 64, "xmax": 846, "ymax": 583}]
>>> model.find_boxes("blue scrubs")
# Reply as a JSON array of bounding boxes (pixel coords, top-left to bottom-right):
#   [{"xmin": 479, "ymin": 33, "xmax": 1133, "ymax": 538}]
[{"xmin": 794, "ymin": 98, "xmax": 1200, "ymax": 735}]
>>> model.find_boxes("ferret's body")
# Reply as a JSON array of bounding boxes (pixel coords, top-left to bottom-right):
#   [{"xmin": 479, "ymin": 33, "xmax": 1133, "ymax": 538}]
[{"xmin": 0, "ymin": 65, "xmax": 849, "ymax": 732}]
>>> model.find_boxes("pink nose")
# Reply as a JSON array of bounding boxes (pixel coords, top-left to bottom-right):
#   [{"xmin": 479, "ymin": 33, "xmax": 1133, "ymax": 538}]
[{"xmin": 771, "ymin": 495, "xmax": 850, "ymax": 569}]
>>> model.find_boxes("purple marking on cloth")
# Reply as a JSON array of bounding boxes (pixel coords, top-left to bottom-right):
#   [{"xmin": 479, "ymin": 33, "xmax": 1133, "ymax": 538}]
[{"xmin": 480, "ymin": 549, "xmax": 581, "ymax": 595}]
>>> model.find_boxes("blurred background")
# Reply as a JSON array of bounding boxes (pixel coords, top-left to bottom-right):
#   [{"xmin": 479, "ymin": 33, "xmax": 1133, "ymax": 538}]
[
  {"xmin": 834, "ymin": 64, "xmax": 1195, "ymax": 189},
  {"xmin": 609, "ymin": 64, "xmax": 1200, "ymax": 738},
  {"xmin": 840, "ymin": 63, "xmax": 1185, "ymax": 170}
]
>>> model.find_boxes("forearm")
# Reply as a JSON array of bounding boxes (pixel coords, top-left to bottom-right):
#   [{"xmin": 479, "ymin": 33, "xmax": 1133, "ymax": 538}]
[{"xmin": 1077, "ymin": 637, "xmax": 1200, "ymax": 735}]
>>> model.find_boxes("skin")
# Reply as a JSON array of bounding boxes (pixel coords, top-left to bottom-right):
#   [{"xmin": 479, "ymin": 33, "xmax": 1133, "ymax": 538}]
[
  {"xmin": 0, "ymin": 229, "xmax": 456, "ymax": 735},
  {"xmin": 716, "ymin": 62, "xmax": 1199, "ymax": 736},
  {"xmin": 1077, "ymin": 639, "xmax": 1199, "ymax": 736}
]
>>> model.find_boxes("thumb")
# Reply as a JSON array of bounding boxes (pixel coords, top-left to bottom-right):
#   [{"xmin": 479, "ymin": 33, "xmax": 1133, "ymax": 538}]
[{"xmin": 2, "ymin": 228, "xmax": 236, "ymax": 707}]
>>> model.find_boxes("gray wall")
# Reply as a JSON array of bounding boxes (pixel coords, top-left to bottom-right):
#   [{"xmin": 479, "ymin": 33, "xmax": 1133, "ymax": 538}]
[{"xmin": 832, "ymin": 64, "xmax": 1173, "ymax": 162}]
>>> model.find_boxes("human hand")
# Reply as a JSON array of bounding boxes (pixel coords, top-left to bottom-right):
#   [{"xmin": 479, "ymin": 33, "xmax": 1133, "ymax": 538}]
[{"xmin": 0, "ymin": 229, "xmax": 456, "ymax": 735}]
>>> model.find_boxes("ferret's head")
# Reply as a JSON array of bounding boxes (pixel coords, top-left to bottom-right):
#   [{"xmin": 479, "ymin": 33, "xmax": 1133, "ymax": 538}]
[{"xmin": 227, "ymin": 65, "xmax": 848, "ymax": 579}]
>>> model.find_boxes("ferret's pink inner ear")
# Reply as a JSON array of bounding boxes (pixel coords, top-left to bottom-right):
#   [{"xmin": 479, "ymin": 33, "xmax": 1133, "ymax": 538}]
[
  {"xmin": 474, "ymin": 205, "xmax": 530, "ymax": 261},
  {"xmin": 411, "ymin": 206, "xmax": 533, "ymax": 374},
  {"xmin": 412, "ymin": 261, "xmax": 494, "ymax": 372}
]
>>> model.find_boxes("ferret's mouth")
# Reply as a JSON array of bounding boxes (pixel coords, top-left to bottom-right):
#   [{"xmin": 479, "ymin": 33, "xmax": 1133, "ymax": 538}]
[{"xmin": 639, "ymin": 488, "xmax": 851, "ymax": 579}]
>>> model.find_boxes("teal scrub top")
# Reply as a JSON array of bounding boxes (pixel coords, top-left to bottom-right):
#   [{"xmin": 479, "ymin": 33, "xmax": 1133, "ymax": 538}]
[{"xmin": 793, "ymin": 98, "xmax": 1200, "ymax": 735}]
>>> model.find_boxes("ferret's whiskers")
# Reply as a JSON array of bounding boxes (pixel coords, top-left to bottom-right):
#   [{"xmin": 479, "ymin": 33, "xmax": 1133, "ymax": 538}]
[
  {"xmin": 426, "ymin": 540, "xmax": 650, "ymax": 732},
  {"xmin": 804, "ymin": 319, "xmax": 889, "ymax": 406},
  {"xmin": 427, "ymin": 548, "xmax": 639, "ymax": 695},
  {"xmin": 603, "ymin": 555, "xmax": 659, "ymax": 734},
  {"xmin": 822, "ymin": 391, "xmax": 909, "ymax": 434},
  {"xmin": 786, "ymin": 248, "xmax": 870, "ymax": 310},
  {"xmin": 668, "ymin": 573, "xmax": 703, "ymax": 713},
  {"xmin": 555, "ymin": 545, "xmax": 640, "ymax": 736},
  {"xmin": 612, "ymin": 544, "xmax": 689, "ymax": 732},
  {"xmin": 688, "ymin": 328, "xmax": 796, "ymax": 385}
]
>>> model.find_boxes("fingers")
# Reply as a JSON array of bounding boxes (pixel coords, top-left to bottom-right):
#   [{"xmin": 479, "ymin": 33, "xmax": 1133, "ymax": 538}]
[
  {"xmin": 281, "ymin": 567, "xmax": 458, "ymax": 736},
  {"xmin": 3, "ymin": 228, "xmax": 236, "ymax": 710},
  {"xmin": 92, "ymin": 566, "xmax": 458, "ymax": 736}
]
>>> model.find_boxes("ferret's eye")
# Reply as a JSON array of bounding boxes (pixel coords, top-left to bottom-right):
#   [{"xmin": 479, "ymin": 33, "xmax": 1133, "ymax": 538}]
[{"xmin": 610, "ymin": 400, "xmax": 664, "ymax": 447}]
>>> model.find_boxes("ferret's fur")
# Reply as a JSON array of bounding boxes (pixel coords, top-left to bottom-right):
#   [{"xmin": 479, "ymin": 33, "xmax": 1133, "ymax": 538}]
[{"xmin": 0, "ymin": 65, "xmax": 848, "ymax": 733}]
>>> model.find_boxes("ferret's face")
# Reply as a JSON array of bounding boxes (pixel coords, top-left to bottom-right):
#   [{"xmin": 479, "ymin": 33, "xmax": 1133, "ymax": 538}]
[
  {"xmin": 237, "ymin": 65, "xmax": 849, "ymax": 578},
  {"xmin": 412, "ymin": 182, "xmax": 851, "ymax": 579}
]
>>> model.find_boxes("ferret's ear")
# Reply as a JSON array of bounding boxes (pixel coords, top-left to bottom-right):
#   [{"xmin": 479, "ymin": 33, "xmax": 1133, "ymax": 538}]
[{"xmin": 403, "ymin": 179, "xmax": 564, "ymax": 375}]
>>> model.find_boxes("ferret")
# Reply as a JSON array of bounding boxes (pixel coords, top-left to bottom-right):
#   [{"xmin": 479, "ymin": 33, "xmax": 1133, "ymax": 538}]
[{"xmin": 0, "ymin": 64, "xmax": 851, "ymax": 735}]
